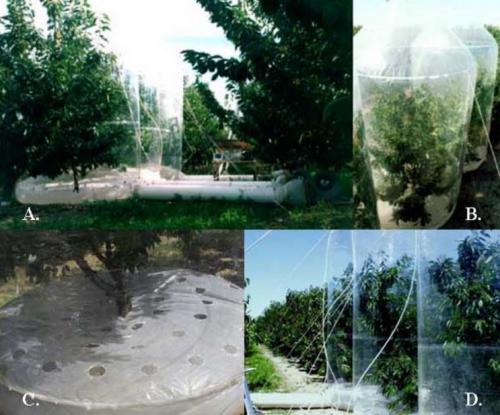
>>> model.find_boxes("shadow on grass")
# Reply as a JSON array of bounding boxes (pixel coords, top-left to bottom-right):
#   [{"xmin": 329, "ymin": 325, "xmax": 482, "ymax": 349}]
[
  {"xmin": 245, "ymin": 344, "xmax": 286, "ymax": 393},
  {"xmin": 0, "ymin": 199, "xmax": 353, "ymax": 230}
]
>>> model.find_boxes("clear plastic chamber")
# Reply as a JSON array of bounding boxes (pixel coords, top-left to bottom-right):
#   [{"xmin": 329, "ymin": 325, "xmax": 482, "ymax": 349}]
[
  {"xmin": 117, "ymin": 45, "xmax": 184, "ymax": 179},
  {"xmin": 418, "ymin": 231, "xmax": 500, "ymax": 414},
  {"xmin": 352, "ymin": 230, "xmax": 418, "ymax": 414},
  {"xmin": 325, "ymin": 231, "xmax": 354, "ymax": 384},
  {"xmin": 355, "ymin": 1, "xmax": 477, "ymax": 229},
  {"xmin": 454, "ymin": 25, "xmax": 499, "ymax": 172},
  {"xmin": 102, "ymin": 0, "xmax": 184, "ymax": 180}
]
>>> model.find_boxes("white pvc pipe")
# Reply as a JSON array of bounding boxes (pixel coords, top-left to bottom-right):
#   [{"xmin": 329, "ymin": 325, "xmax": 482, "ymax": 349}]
[
  {"xmin": 185, "ymin": 175, "xmax": 256, "ymax": 182},
  {"xmin": 144, "ymin": 179, "xmax": 273, "ymax": 188},
  {"xmin": 136, "ymin": 181, "xmax": 285, "ymax": 204},
  {"xmin": 15, "ymin": 170, "xmax": 307, "ymax": 206}
]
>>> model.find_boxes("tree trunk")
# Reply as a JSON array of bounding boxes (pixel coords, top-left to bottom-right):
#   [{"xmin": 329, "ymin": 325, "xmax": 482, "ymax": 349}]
[
  {"xmin": 75, "ymin": 257, "xmax": 132, "ymax": 317},
  {"xmin": 111, "ymin": 269, "xmax": 132, "ymax": 317},
  {"xmin": 72, "ymin": 169, "xmax": 80, "ymax": 193}
]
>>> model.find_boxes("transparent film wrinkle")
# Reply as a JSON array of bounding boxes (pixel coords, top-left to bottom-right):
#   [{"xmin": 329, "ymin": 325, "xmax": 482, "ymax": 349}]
[
  {"xmin": 418, "ymin": 231, "xmax": 500, "ymax": 414},
  {"xmin": 118, "ymin": 46, "xmax": 184, "ymax": 178},
  {"xmin": 355, "ymin": 6, "xmax": 477, "ymax": 229},
  {"xmin": 352, "ymin": 231, "xmax": 418, "ymax": 414},
  {"xmin": 0, "ymin": 270, "xmax": 243, "ymax": 415},
  {"xmin": 453, "ymin": 24, "xmax": 499, "ymax": 172}
]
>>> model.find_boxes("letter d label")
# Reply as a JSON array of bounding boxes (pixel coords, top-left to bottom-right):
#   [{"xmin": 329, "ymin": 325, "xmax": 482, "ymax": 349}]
[{"xmin": 465, "ymin": 392, "xmax": 479, "ymax": 407}]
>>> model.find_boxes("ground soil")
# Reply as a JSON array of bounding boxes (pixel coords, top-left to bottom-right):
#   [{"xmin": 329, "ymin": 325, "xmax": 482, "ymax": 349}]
[{"xmin": 257, "ymin": 346, "xmax": 349, "ymax": 415}]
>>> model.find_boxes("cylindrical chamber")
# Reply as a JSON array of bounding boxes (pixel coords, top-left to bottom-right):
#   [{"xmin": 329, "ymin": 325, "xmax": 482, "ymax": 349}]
[
  {"xmin": 325, "ymin": 231, "xmax": 354, "ymax": 384},
  {"xmin": 118, "ymin": 46, "xmax": 184, "ymax": 179},
  {"xmin": 355, "ymin": 25, "xmax": 477, "ymax": 229},
  {"xmin": 352, "ymin": 230, "xmax": 418, "ymax": 415},
  {"xmin": 418, "ymin": 231, "xmax": 500, "ymax": 414},
  {"xmin": 454, "ymin": 25, "xmax": 499, "ymax": 172}
]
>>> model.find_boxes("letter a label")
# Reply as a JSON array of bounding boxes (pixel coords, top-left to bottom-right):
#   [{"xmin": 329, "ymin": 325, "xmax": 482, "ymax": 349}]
[{"xmin": 22, "ymin": 207, "xmax": 39, "ymax": 222}]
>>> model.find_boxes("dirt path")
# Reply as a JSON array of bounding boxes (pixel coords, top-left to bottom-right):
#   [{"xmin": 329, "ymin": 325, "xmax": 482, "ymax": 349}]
[
  {"xmin": 259, "ymin": 345, "xmax": 328, "ymax": 393},
  {"xmin": 256, "ymin": 346, "xmax": 344, "ymax": 414}
]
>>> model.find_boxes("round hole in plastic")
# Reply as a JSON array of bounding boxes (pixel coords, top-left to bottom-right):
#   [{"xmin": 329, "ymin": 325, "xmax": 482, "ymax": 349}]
[
  {"xmin": 132, "ymin": 323, "xmax": 144, "ymax": 330},
  {"xmin": 42, "ymin": 361, "xmax": 58, "ymax": 373},
  {"xmin": 188, "ymin": 356, "xmax": 203, "ymax": 366},
  {"xmin": 85, "ymin": 343, "xmax": 100, "ymax": 349},
  {"xmin": 177, "ymin": 277, "xmax": 187, "ymax": 283},
  {"xmin": 141, "ymin": 365, "xmax": 157, "ymax": 376},
  {"xmin": 195, "ymin": 288, "xmax": 206, "ymax": 294},
  {"xmin": 202, "ymin": 300, "xmax": 213, "ymax": 305},
  {"xmin": 12, "ymin": 349, "xmax": 26, "ymax": 360},
  {"xmin": 88, "ymin": 366, "xmax": 106, "ymax": 377},
  {"xmin": 223, "ymin": 345, "xmax": 238, "ymax": 355},
  {"xmin": 0, "ymin": 269, "xmax": 244, "ymax": 413}
]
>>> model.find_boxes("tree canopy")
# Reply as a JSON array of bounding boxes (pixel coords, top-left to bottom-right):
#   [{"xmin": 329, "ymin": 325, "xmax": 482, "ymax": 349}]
[
  {"xmin": 0, "ymin": 0, "xmax": 132, "ymax": 196},
  {"xmin": 183, "ymin": 80, "xmax": 228, "ymax": 173},
  {"xmin": 183, "ymin": 0, "xmax": 352, "ymax": 172}
]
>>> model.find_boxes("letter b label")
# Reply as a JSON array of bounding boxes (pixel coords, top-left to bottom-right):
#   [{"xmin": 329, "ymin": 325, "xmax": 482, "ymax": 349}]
[{"xmin": 465, "ymin": 207, "xmax": 480, "ymax": 222}]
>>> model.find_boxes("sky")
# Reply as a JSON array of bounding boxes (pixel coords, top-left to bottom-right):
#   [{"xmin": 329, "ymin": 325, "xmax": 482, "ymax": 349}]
[
  {"xmin": 245, "ymin": 230, "xmax": 480, "ymax": 318},
  {"xmin": 0, "ymin": 0, "xmax": 236, "ymax": 105},
  {"xmin": 245, "ymin": 230, "xmax": 355, "ymax": 318},
  {"xmin": 355, "ymin": 0, "xmax": 500, "ymax": 26},
  {"xmin": 91, "ymin": 0, "xmax": 237, "ymax": 106}
]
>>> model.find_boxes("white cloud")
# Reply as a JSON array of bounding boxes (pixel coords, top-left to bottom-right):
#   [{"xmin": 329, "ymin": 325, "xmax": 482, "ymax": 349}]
[{"xmin": 0, "ymin": 0, "xmax": 238, "ymax": 106}]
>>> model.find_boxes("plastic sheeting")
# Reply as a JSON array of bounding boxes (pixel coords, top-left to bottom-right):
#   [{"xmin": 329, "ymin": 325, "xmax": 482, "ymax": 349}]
[
  {"xmin": 418, "ymin": 231, "xmax": 500, "ymax": 414},
  {"xmin": 98, "ymin": 0, "xmax": 185, "ymax": 176},
  {"xmin": 352, "ymin": 231, "xmax": 417, "ymax": 415},
  {"xmin": 326, "ymin": 230, "xmax": 499, "ymax": 414},
  {"xmin": 454, "ymin": 25, "xmax": 499, "ymax": 172},
  {"xmin": 15, "ymin": 173, "xmax": 307, "ymax": 206},
  {"xmin": 355, "ymin": 0, "xmax": 477, "ymax": 229},
  {"xmin": 0, "ymin": 269, "xmax": 244, "ymax": 415},
  {"xmin": 325, "ymin": 231, "xmax": 353, "ymax": 385},
  {"xmin": 122, "ymin": 47, "xmax": 184, "ymax": 176}
]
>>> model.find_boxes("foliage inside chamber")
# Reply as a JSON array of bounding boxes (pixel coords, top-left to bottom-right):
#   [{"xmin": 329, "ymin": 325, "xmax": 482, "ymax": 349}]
[
  {"xmin": 363, "ymin": 81, "xmax": 467, "ymax": 226},
  {"xmin": 245, "ymin": 232, "xmax": 500, "ymax": 414},
  {"xmin": 465, "ymin": 67, "xmax": 496, "ymax": 166}
]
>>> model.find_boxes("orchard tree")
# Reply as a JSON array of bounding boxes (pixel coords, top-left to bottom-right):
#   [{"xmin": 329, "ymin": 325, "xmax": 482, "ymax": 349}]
[
  {"xmin": 0, "ymin": 0, "xmax": 44, "ymax": 198},
  {"xmin": 0, "ymin": 231, "xmax": 161, "ymax": 317},
  {"xmin": 0, "ymin": 230, "xmax": 243, "ymax": 316},
  {"xmin": 29, "ymin": 0, "xmax": 131, "ymax": 192},
  {"xmin": 356, "ymin": 253, "xmax": 418, "ymax": 412},
  {"xmin": 426, "ymin": 232, "xmax": 500, "ymax": 410},
  {"xmin": 255, "ymin": 286, "xmax": 329, "ymax": 375},
  {"xmin": 183, "ymin": 0, "xmax": 352, "ymax": 171},
  {"xmin": 183, "ymin": 80, "xmax": 228, "ymax": 173},
  {"xmin": 0, "ymin": 0, "xmax": 132, "ymax": 196}
]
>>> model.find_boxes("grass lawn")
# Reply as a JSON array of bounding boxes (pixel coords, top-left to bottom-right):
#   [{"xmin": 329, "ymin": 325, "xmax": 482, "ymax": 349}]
[
  {"xmin": 0, "ymin": 199, "xmax": 352, "ymax": 230},
  {"xmin": 245, "ymin": 345, "xmax": 286, "ymax": 392}
]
